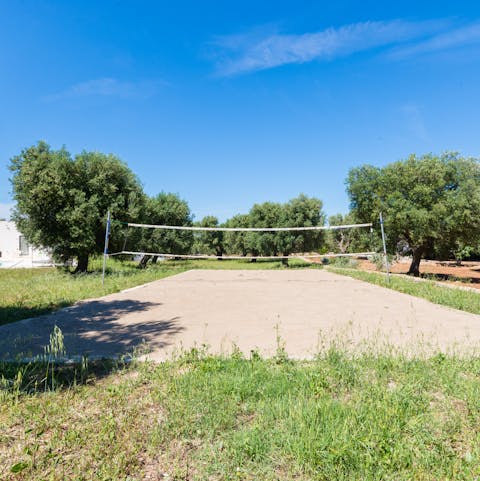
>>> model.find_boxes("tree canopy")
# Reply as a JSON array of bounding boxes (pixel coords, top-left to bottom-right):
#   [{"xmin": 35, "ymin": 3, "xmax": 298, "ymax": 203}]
[
  {"xmin": 192, "ymin": 216, "xmax": 224, "ymax": 257},
  {"xmin": 327, "ymin": 212, "xmax": 378, "ymax": 254},
  {"xmin": 223, "ymin": 214, "xmax": 251, "ymax": 256},
  {"xmin": 136, "ymin": 192, "xmax": 194, "ymax": 267},
  {"xmin": 23, "ymin": 141, "xmax": 480, "ymax": 277},
  {"xmin": 9, "ymin": 142, "xmax": 327, "ymax": 270},
  {"xmin": 346, "ymin": 153, "xmax": 480, "ymax": 275},
  {"xmin": 10, "ymin": 141, "xmax": 144, "ymax": 271},
  {"xmin": 223, "ymin": 194, "xmax": 325, "ymax": 263}
]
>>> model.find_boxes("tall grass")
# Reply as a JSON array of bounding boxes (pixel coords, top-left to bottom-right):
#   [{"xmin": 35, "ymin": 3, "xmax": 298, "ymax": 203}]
[
  {"xmin": 2, "ymin": 344, "xmax": 480, "ymax": 480},
  {"xmin": 0, "ymin": 326, "xmax": 123, "ymax": 403}
]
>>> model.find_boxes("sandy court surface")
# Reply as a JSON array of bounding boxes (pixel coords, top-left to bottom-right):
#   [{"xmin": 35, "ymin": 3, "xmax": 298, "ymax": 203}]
[{"xmin": 1, "ymin": 269, "xmax": 480, "ymax": 361}]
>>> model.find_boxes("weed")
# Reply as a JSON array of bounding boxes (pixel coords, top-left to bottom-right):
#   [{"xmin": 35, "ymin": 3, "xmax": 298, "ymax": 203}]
[
  {"xmin": 325, "ymin": 256, "xmax": 359, "ymax": 268},
  {"xmin": 0, "ymin": 326, "xmax": 126, "ymax": 402},
  {"xmin": 273, "ymin": 324, "xmax": 290, "ymax": 364}
]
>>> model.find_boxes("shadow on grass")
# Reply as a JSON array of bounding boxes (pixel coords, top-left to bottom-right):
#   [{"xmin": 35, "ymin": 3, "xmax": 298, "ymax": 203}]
[
  {"xmin": 0, "ymin": 357, "xmax": 131, "ymax": 395},
  {"xmin": 0, "ymin": 302, "xmax": 73, "ymax": 327},
  {"xmin": 0, "ymin": 298, "xmax": 184, "ymax": 361},
  {"xmin": 421, "ymin": 272, "xmax": 480, "ymax": 284}
]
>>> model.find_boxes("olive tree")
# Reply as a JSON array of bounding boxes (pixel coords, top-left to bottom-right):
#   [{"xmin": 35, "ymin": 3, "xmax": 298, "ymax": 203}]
[
  {"xmin": 346, "ymin": 153, "xmax": 480, "ymax": 276},
  {"xmin": 192, "ymin": 216, "xmax": 224, "ymax": 257},
  {"xmin": 9, "ymin": 141, "xmax": 144, "ymax": 271},
  {"xmin": 281, "ymin": 194, "xmax": 325, "ymax": 256},
  {"xmin": 327, "ymin": 212, "xmax": 379, "ymax": 254},
  {"xmin": 247, "ymin": 194, "xmax": 325, "ymax": 264},
  {"xmin": 248, "ymin": 201, "xmax": 283, "ymax": 259},
  {"xmin": 137, "ymin": 192, "xmax": 193, "ymax": 267},
  {"xmin": 223, "ymin": 214, "xmax": 251, "ymax": 256}
]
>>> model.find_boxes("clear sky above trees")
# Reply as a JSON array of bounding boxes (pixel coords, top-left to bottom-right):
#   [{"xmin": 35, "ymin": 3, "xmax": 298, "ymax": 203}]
[{"xmin": 1, "ymin": 1, "xmax": 480, "ymax": 220}]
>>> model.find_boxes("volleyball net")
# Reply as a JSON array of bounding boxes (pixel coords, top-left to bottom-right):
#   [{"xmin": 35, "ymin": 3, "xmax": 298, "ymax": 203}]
[{"xmin": 106, "ymin": 220, "xmax": 376, "ymax": 261}]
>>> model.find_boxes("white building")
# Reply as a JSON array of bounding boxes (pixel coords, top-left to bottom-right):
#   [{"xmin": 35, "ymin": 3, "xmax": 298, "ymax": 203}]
[{"xmin": 0, "ymin": 221, "xmax": 53, "ymax": 268}]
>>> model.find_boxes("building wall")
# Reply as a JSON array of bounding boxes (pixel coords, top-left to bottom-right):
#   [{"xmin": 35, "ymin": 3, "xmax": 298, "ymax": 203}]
[{"xmin": 0, "ymin": 221, "xmax": 52, "ymax": 268}]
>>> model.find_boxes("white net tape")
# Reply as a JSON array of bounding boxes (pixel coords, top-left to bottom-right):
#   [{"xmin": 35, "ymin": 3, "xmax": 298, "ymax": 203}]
[
  {"xmin": 109, "ymin": 221, "xmax": 375, "ymax": 260},
  {"xmin": 125, "ymin": 222, "xmax": 373, "ymax": 232},
  {"xmin": 109, "ymin": 251, "xmax": 375, "ymax": 259}
]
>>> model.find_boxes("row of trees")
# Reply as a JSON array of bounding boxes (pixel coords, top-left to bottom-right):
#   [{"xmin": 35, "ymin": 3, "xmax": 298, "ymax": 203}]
[
  {"xmin": 130, "ymin": 195, "xmax": 327, "ymax": 266},
  {"xmin": 191, "ymin": 196, "xmax": 325, "ymax": 260},
  {"xmin": 10, "ymin": 143, "xmax": 480, "ymax": 275},
  {"xmin": 9, "ymin": 142, "xmax": 327, "ymax": 270}
]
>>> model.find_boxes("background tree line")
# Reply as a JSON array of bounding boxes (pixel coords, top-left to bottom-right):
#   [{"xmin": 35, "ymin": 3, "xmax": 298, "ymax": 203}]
[
  {"xmin": 191, "ymin": 195, "xmax": 326, "ymax": 264},
  {"xmin": 9, "ymin": 142, "xmax": 480, "ymax": 274},
  {"xmin": 9, "ymin": 142, "xmax": 328, "ymax": 270}
]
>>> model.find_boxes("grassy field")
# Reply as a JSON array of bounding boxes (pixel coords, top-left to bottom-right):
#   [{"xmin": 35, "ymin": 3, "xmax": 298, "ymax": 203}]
[
  {"xmin": 0, "ymin": 257, "xmax": 312, "ymax": 326},
  {"xmin": 1, "ymin": 346, "xmax": 480, "ymax": 480},
  {"xmin": 327, "ymin": 267, "xmax": 480, "ymax": 315}
]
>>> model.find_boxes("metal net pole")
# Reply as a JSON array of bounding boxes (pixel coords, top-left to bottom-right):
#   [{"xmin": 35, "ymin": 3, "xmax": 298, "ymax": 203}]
[
  {"xmin": 379, "ymin": 212, "xmax": 390, "ymax": 281},
  {"xmin": 102, "ymin": 211, "xmax": 111, "ymax": 287}
]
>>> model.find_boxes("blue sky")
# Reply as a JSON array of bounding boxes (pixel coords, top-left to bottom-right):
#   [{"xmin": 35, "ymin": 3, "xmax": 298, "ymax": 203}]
[{"xmin": 1, "ymin": 1, "xmax": 480, "ymax": 221}]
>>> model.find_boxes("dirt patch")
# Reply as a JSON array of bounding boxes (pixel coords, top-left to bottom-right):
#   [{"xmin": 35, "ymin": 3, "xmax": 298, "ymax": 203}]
[{"xmin": 357, "ymin": 259, "xmax": 480, "ymax": 290}]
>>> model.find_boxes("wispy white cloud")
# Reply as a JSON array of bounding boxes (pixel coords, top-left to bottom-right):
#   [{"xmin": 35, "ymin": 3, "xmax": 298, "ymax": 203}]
[
  {"xmin": 0, "ymin": 203, "xmax": 13, "ymax": 220},
  {"xmin": 211, "ymin": 19, "xmax": 447, "ymax": 76},
  {"xmin": 44, "ymin": 77, "xmax": 165, "ymax": 101},
  {"xmin": 389, "ymin": 21, "xmax": 480, "ymax": 58}
]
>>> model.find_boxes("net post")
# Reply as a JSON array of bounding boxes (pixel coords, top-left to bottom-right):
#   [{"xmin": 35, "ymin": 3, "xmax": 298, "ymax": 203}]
[
  {"xmin": 379, "ymin": 212, "xmax": 390, "ymax": 281},
  {"xmin": 102, "ymin": 210, "xmax": 111, "ymax": 287}
]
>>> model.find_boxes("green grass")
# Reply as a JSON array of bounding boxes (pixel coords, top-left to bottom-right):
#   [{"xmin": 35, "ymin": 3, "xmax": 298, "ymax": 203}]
[
  {"xmin": 2, "ymin": 347, "xmax": 480, "ymax": 480},
  {"xmin": 328, "ymin": 267, "xmax": 480, "ymax": 315},
  {"xmin": 0, "ymin": 257, "xmax": 314, "ymax": 326}
]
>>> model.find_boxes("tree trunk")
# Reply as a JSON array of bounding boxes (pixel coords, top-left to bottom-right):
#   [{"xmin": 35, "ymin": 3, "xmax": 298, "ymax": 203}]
[
  {"xmin": 138, "ymin": 255, "xmax": 152, "ymax": 269},
  {"xmin": 407, "ymin": 247, "xmax": 424, "ymax": 277},
  {"xmin": 75, "ymin": 253, "xmax": 89, "ymax": 273},
  {"xmin": 282, "ymin": 255, "xmax": 289, "ymax": 267}
]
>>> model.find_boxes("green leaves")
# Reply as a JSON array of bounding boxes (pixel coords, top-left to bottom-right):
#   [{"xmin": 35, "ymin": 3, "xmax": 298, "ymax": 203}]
[
  {"xmin": 9, "ymin": 142, "xmax": 145, "ymax": 271},
  {"xmin": 225, "ymin": 195, "xmax": 325, "ymax": 258},
  {"xmin": 10, "ymin": 461, "xmax": 29, "ymax": 473},
  {"xmin": 138, "ymin": 192, "xmax": 194, "ymax": 257},
  {"xmin": 193, "ymin": 215, "xmax": 224, "ymax": 256},
  {"xmin": 346, "ymin": 153, "xmax": 480, "ymax": 273}
]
